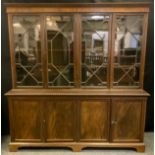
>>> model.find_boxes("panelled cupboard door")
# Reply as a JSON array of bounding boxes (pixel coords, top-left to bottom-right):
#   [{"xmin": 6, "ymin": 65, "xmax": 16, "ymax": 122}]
[
  {"xmin": 80, "ymin": 99, "xmax": 109, "ymax": 141},
  {"xmin": 111, "ymin": 98, "xmax": 143, "ymax": 142},
  {"xmin": 12, "ymin": 99, "xmax": 42, "ymax": 142},
  {"xmin": 45, "ymin": 100, "xmax": 75, "ymax": 141}
]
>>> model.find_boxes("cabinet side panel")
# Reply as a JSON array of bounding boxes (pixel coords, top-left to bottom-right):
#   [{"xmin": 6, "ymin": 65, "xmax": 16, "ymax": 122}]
[
  {"xmin": 140, "ymin": 99, "xmax": 147, "ymax": 141},
  {"xmin": 8, "ymin": 98, "xmax": 15, "ymax": 141}
]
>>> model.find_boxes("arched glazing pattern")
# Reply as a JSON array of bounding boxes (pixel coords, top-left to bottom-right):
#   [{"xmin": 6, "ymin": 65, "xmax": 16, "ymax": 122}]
[{"xmin": 46, "ymin": 16, "xmax": 74, "ymax": 87}]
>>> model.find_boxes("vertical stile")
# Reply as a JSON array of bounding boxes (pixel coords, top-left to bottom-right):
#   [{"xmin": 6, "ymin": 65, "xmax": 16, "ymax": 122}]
[
  {"xmin": 40, "ymin": 15, "xmax": 48, "ymax": 88},
  {"xmin": 110, "ymin": 13, "xmax": 116, "ymax": 88},
  {"xmin": 107, "ymin": 14, "xmax": 113, "ymax": 88},
  {"xmin": 8, "ymin": 14, "xmax": 16, "ymax": 88},
  {"xmin": 140, "ymin": 13, "xmax": 149, "ymax": 89},
  {"xmin": 41, "ymin": 15, "xmax": 48, "ymax": 88},
  {"xmin": 74, "ymin": 14, "xmax": 81, "ymax": 88}
]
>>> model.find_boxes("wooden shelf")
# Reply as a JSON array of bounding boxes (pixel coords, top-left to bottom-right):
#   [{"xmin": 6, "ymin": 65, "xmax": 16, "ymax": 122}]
[{"xmin": 5, "ymin": 88, "xmax": 150, "ymax": 97}]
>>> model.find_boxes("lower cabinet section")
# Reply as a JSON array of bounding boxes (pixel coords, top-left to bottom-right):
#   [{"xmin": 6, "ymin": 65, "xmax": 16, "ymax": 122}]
[{"xmin": 7, "ymin": 96, "xmax": 147, "ymax": 152}]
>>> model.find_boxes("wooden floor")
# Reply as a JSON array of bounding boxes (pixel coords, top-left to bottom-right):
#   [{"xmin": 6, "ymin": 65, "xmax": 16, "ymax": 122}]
[{"xmin": 1, "ymin": 132, "xmax": 154, "ymax": 155}]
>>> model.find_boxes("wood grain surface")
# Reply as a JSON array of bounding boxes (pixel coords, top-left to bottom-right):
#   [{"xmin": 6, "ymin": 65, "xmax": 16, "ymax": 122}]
[
  {"xmin": 45, "ymin": 100, "xmax": 75, "ymax": 141},
  {"xmin": 12, "ymin": 99, "xmax": 42, "ymax": 142},
  {"xmin": 80, "ymin": 99, "xmax": 109, "ymax": 141},
  {"xmin": 111, "ymin": 98, "xmax": 143, "ymax": 142}
]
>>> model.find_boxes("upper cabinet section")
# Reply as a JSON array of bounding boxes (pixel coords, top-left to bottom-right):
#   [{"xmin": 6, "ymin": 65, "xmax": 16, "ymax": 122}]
[{"xmin": 6, "ymin": 3, "xmax": 150, "ymax": 89}]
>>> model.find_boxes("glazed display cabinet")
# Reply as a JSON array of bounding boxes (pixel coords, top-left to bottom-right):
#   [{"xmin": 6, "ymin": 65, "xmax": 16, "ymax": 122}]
[{"xmin": 5, "ymin": 3, "xmax": 150, "ymax": 152}]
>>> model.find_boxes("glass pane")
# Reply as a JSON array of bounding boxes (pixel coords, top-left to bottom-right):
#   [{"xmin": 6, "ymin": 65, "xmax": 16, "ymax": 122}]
[
  {"xmin": 46, "ymin": 16, "xmax": 74, "ymax": 87},
  {"xmin": 13, "ymin": 16, "xmax": 43, "ymax": 87},
  {"xmin": 81, "ymin": 15, "xmax": 110, "ymax": 87},
  {"xmin": 113, "ymin": 15, "xmax": 143, "ymax": 87}
]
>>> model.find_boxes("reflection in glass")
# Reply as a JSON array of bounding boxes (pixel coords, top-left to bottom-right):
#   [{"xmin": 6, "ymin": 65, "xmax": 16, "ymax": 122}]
[
  {"xmin": 13, "ymin": 16, "xmax": 42, "ymax": 86},
  {"xmin": 113, "ymin": 16, "xmax": 143, "ymax": 87},
  {"xmin": 46, "ymin": 16, "xmax": 74, "ymax": 86},
  {"xmin": 81, "ymin": 15, "xmax": 110, "ymax": 87}
]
